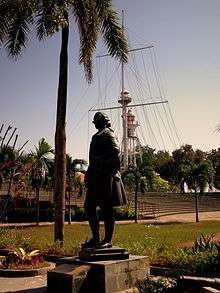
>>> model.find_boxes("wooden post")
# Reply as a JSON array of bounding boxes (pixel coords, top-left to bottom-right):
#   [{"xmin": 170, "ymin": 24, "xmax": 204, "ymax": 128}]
[
  {"xmin": 195, "ymin": 192, "xmax": 199, "ymax": 222},
  {"xmin": 68, "ymin": 190, "xmax": 71, "ymax": 225},
  {"xmin": 134, "ymin": 173, "xmax": 138, "ymax": 223}
]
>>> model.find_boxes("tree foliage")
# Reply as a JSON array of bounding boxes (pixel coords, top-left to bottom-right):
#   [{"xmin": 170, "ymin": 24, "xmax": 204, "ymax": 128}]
[
  {"xmin": 0, "ymin": 0, "xmax": 128, "ymax": 80},
  {"xmin": 0, "ymin": 0, "xmax": 128, "ymax": 243},
  {"xmin": 122, "ymin": 144, "xmax": 215, "ymax": 193}
]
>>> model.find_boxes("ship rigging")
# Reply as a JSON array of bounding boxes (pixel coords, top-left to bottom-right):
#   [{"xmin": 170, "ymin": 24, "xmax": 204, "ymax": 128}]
[{"xmin": 88, "ymin": 11, "xmax": 181, "ymax": 169}]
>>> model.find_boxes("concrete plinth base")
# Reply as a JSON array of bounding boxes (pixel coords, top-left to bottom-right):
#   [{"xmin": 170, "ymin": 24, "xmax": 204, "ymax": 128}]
[
  {"xmin": 202, "ymin": 288, "xmax": 220, "ymax": 293},
  {"xmin": 79, "ymin": 246, "xmax": 129, "ymax": 261},
  {"xmin": 47, "ymin": 255, "xmax": 149, "ymax": 293}
]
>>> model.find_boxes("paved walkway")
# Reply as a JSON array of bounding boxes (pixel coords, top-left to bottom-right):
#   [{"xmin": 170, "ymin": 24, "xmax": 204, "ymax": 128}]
[
  {"xmin": 1, "ymin": 211, "xmax": 220, "ymax": 228},
  {"xmin": 0, "ymin": 275, "xmax": 46, "ymax": 293},
  {"xmin": 146, "ymin": 211, "xmax": 220, "ymax": 223},
  {"xmin": 0, "ymin": 211, "xmax": 220, "ymax": 292}
]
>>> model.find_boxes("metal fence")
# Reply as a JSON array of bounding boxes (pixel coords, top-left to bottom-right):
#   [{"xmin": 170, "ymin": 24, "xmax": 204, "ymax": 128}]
[
  {"xmin": 0, "ymin": 190, "xmax": 220, "ymax": 221},
  {"xmin": 129, "ymin": 192, "xmax": 220, "ymax": 218}
]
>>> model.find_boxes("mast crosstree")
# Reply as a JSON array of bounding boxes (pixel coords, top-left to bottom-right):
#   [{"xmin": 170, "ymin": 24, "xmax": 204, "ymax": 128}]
[{"xmin": 90, "ymin": 12, "xmax": 168, "ymax": 169}]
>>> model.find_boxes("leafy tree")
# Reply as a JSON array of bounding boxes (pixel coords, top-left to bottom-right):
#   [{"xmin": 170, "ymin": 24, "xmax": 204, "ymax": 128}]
[
  {"xmin": 172, "ymin": 144, "xmax": 195, "ymax": 191},
  {"xmin": 151, "ymin": 172, "xmax": 171, "ymax": 192},
  {"xmin": 72, "ymin": 158, "xmax": 87, "ymax": 196},
  {"xmin": 140, "ymin": 176, "xmax": 148, "ymax": 193},
  {"xmin": 207, "ymin": 148, "xmax": 220, "ymax": 190},
  {"xmin": 11, "ymin": 153, "xmax": 34, "ymax": 199},
  {"xmin": 0, "ymin": 0, "xmax": 128, "ymax": 243},
  {"xmin": 154, "ymin": 150, "xmax": 175, "ymax": 184},
  {"xmin": 122, "ymin": 171, "xmax": 136, "ymax": 192},
  {"xmin": 66, "ymin": 154, "xmax": 75, "ymax": 224},
  {"xmin": 30, "ymin": 138, "xmax": 54, "ymax": 225},
  {"xmin": 188, "ymin": 160, "xmax": 214, "ymax": 194},
  {"xmin": 42, "ymin": 159, "xmax": 54, "ymax": 190},
  {"xmin": 126, "ymin": 147, "xmax": 171, "ymax": 193},
  {"xmin": 0, "ymin": 145, "xmax": 17, "ymax": 193},
  {"xmin": 171, "ymin": 145, "xmax": 214, "ymax": 194},
  {"xmin": 66, "ymin": 155, "xmax": 87, "ymax": 224},
  {"xmin": 66, "ymin": 154, "xmax": 74, "ymax": 186},
  {"xmin": 122, "ymin": 167, "xmax": 139, "ymax": 222},
  {"xmin": 136, "ymin": 146, "xmax": 156, "ymax": 189}
]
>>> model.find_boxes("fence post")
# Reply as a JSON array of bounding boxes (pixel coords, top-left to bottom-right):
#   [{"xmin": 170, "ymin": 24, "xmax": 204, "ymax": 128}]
[
  {"xmin": 134, "ymin": 175, "xmax": 138, "ymax": 223},
  {"xmin": 195, "ymin": 192, "xmax": 199, "ymax": 222}
]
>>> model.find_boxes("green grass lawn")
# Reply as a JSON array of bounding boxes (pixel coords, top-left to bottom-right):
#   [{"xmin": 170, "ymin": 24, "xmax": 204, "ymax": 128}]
[{"xmin": 1, "ymin": 221, "xmax": 220, "ymax": 265}]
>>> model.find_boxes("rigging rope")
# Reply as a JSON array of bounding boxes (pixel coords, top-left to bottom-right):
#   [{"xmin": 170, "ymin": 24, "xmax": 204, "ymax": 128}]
[
  {"xmin": 139, "ymin": 51, "xmax": 167, "ymax": 149},
  {"xmin": 96, "ymin": 57, "xmax": 102, "ymax": 107},
  {"xmin": 126, "ymin": 71, "xmax": 151, "ymax": 146},
  {"xmin": 150, "ymin": 48, "xmax": 179, "ymax": 148},
  {"xmin": 127, "ymin": 59, "xmax": 160, "ymax": 148},
  {"xmin": 151, "ymin": 47, "xmax": 182, "ymax": 146}
]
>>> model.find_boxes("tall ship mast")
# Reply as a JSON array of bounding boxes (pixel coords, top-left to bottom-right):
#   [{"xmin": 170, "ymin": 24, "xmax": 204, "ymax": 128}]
[{"xmin": 89, "ymin": 11, "xmax": 180, "ymax": 169}]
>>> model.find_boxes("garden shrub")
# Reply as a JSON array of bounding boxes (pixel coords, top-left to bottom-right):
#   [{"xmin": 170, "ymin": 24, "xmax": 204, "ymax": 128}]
[
  {"xmin": 192, "ymin": 233, "xmax": 217, "ymax": 253},
  {"xmin": 170, "ymin": 249, "xmax": 220, "ymax": 276},
  {"xmin": 163, "ymin": 234, "xmax": 220, "ymax": 277},
  {"xmin": 136, "ymin": 276, "xmax": 179, "ymax": 293},
  {"xmin": 65, "ymin": 208, "xmax": 76, "ymax": 221},
  {"xmin": 114, "ymin": 207, "xmax": 135, "ymax": 220},
  {"xmin": 71, "ymin": 206, "xmax": 136, "ymax": 221},
  {"xmin": 8, "ymin": 207, "xmax": 54, "ymax": 222},
  {"xmin": 42, "ymin": 241, "xmax": 78, "ymax": 256},
  {"xmin": 0, "ymin": 228, "xmax": 34, "ymax": 250},
  {"xmin": 6, "ymin": 200, "xmax": 136, "ymax": 222},
  {"xmin": 72, "ymin": 207, "xmax": 87, "ymax": 221}
]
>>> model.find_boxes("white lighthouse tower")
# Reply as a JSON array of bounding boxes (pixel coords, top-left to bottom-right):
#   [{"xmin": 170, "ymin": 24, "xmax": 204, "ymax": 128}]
[
  {"xmin": 118, "ymin": 88, "xmax": 140, "ymax": 167},
  {"xmin": 127, "ymin": 108, "xmax": 140, "ymax": 166}
]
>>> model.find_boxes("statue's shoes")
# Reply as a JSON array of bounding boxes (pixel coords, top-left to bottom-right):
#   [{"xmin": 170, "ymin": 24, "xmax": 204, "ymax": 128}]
[
  {"xmin": 97, "ymin": 241, "xmax": 112, "ymax": 249},
  {"xmin": 81, "ymin": 238, "xmax": 100, "ymax": 249}
]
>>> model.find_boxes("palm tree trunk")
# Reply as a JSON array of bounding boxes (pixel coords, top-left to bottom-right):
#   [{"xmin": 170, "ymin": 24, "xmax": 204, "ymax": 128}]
[
  {"xmin": 68, "ymin": 190, "xmax": 71, "ymax": 225},
  {"xmin": 134, "ymin": 173, "xmax": 138, "ymax": 223},
  {"xmin": 7, "ymin": 176, "xmax": 13, "ymax": 196},
  {"xmin": 195, "ymin": 192, "xmax": 199, "ymax": 223},
  {"xmin": 54, "ymin": 18, "xmax": 69, "ymax": 244},
  {"xmin": 36, "ymin": 187, "xmax": 40, "ymax": 226}
]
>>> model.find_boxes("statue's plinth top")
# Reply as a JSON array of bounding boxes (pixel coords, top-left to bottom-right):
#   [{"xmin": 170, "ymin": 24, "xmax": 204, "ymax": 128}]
[{"xmin": 79, "ymin": 246, "xmax": 129, "ymax": 261}]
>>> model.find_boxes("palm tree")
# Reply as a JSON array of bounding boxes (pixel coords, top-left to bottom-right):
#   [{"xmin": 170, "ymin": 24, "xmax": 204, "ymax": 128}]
[
  {"xmin": 12, "ymin": 153, "xmax": 34, "ymax": 199},
  {"xmin": 0, "ymin": 0, "xmax": 128, "ymax": 243},
  {"xmin": 30, "ymin": 138, "xmax": 54, "ymax": 225},
  {"xmin": 0, "ymin": 145, "xmax": 17, "ymax": 194},
  {"xmin": 66, "ymin": 154, "xmax": 74, "ymax": 225},
  {"xmin": 66, "ymin": 156, "xmax": 87, "ymax": 224}
]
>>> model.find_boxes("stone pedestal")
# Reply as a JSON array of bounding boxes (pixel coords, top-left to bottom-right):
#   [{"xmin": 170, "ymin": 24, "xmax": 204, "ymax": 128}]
[
  {"xmin": 79, "ymin": 246, "xmax": 129, "ymax": 261},
  {"xmin": 47, "ymin": 255, "xmax": 149, "ymax": 293},
  {"xmin": 202, "ymin": 288, "xmax": 220, "ymax": 293}
]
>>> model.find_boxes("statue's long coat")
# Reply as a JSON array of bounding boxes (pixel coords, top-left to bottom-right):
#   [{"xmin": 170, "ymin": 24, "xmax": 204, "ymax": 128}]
[{"xmin": 85, "ymin": 127, "xmax": 127, "ymax": 207}]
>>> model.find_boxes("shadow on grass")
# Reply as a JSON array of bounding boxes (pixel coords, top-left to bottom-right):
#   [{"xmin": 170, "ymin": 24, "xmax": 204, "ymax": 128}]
[{"xmin": 150, "ymin": 221, "xmax": 188, "ymax": 226}]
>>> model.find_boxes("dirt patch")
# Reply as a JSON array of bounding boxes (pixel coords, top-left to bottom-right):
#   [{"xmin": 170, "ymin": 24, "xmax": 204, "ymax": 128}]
[{"xmin": 178, "ymin": 233, "xmax": 220, "ymax": 249}]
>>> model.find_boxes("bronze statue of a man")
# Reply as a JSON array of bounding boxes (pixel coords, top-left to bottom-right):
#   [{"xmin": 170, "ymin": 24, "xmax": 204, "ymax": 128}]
[{"xmin": 83, "ymin": 112, "xmax": 127, "ymax": 249}]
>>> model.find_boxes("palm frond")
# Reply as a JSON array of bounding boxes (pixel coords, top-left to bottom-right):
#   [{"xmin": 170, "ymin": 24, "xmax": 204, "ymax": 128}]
[
  {"xmin": 95, "ymin": 0, "xmax": 128, "ymax": 63},
  {"xmin": 5, "ymin": 1, "xmax": 34, "ymax": 57},
  {"xmin": 28, "ymin": 249, "xmax": 40, "ymax": 257},
  {"xmin": 36, "ymin": 0, "xmax": 69, "ymax": 40},
  {"xmin": 0, "ymin": 1, "xmax": 11, "ymax": 43},
  {"xmin": 72, "ymin": 0, "xmax": 99, "ymax": 82},
  {"xmin": 6, "ymin": 18, "xmax": 29, "ymax": 57},
  {"xmin": 36, "ymin": 1, "xmax": 57, "ymax": 40}
]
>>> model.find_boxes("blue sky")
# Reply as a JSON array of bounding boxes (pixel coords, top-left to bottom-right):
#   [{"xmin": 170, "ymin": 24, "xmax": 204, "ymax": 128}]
[{"xmin": 1, "ymin": 0, "xmax": 220, "ymax": 159}]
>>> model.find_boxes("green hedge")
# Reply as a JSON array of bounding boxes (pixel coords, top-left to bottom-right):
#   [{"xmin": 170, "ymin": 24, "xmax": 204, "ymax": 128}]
[
  {"xmin": 68, "ymin": 206, "xmax": 135, "ymax": 221},
  {"xmin": 8, "ymin": 207, "xmax": 54, "ymax": 222},
  {"xmin": 7, "ymin": 206, "xmax": 135, "ymax": 222}
]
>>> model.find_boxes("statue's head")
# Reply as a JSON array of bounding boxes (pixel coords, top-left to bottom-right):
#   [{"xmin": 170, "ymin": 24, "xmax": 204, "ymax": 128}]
[{"xmin": 93, "ymin": 112, "xmax": 111, "ymax": 130}]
